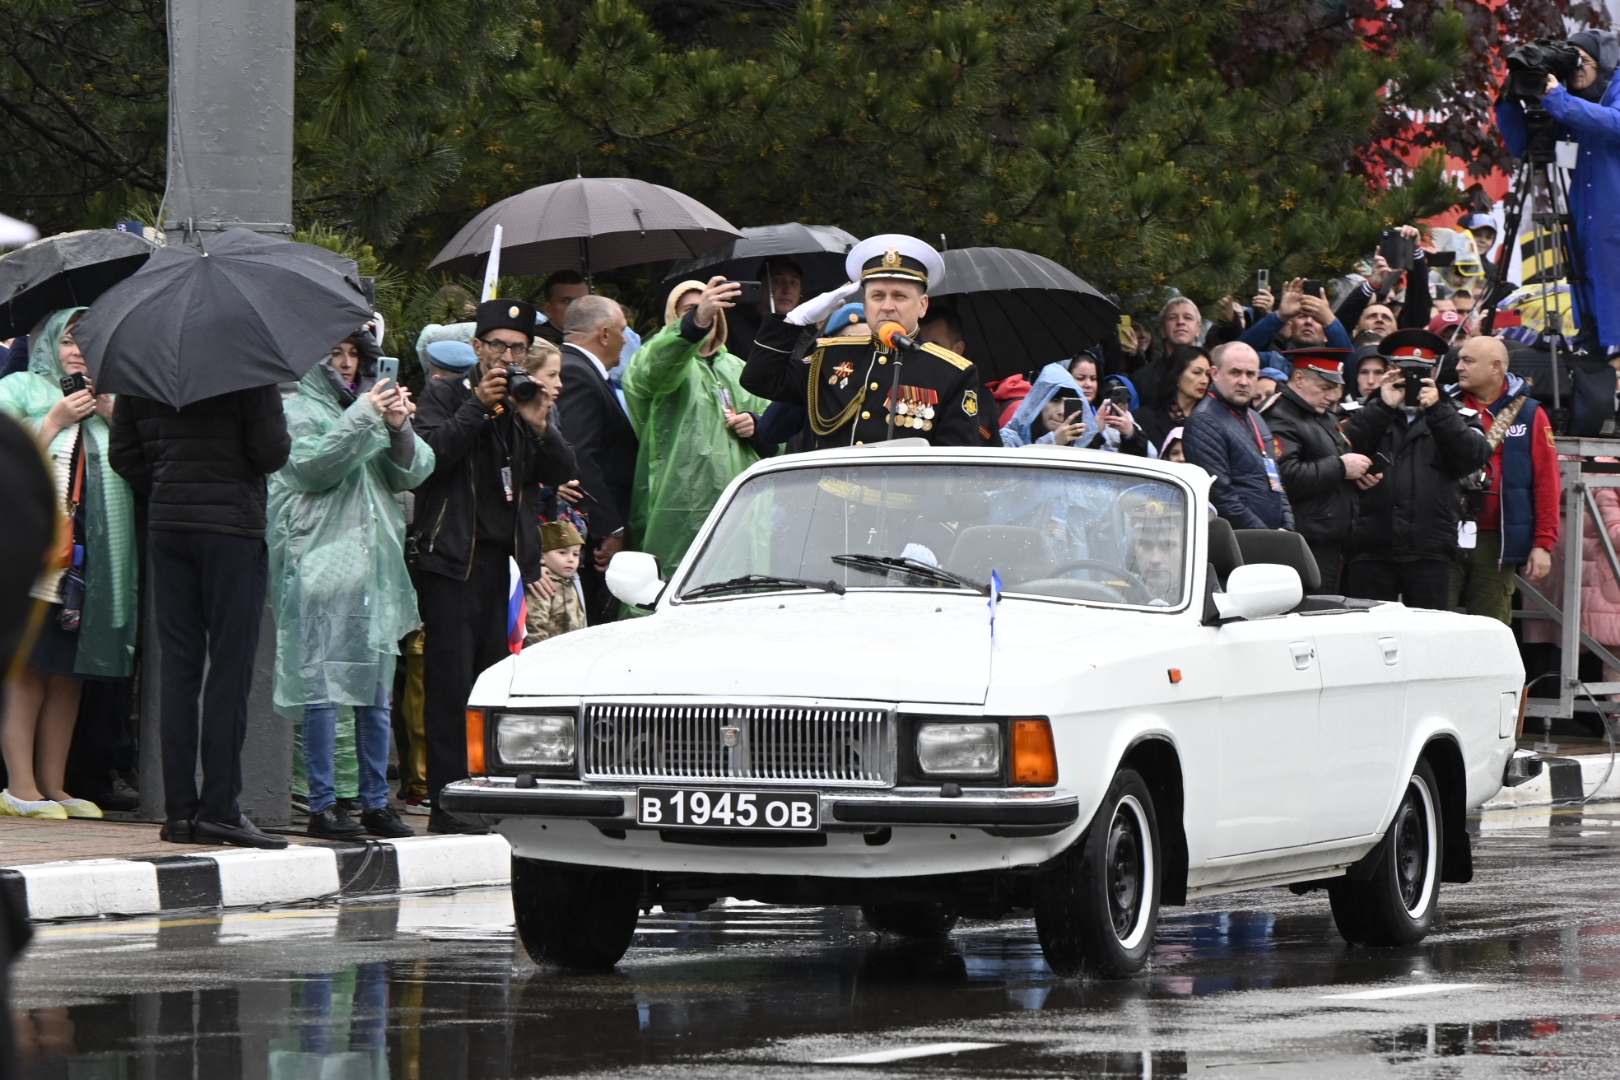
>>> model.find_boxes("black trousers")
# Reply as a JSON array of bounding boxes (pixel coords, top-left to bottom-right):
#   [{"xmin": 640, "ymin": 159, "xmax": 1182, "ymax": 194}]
[
  {"xmin": 1346, "ymin": 557, "xmax": 1454, "ymax": 611},
  {"xmin": 419, "ymin": 549, "xmax": 511, "ymax": 798},
  {"xmin": 579, "ymin": 540, "xmax": 619, "ymax": 625},
  {"xmin": 150, "ymin": 530, "xmax": 268, "ymax": 824},
  {"xmin": 1307, "ymin": 541, "xmax": 1345, "ymax": 595}
]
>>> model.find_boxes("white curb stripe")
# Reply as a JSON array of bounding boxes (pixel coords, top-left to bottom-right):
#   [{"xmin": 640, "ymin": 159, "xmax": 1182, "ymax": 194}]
[
  {"xmin": 383, "ymin": 834, "xmax": 509, "ymax": 891},
  {"xmin": 1321, "ymin": 983, "xmax": 1484, "ymax": 1000},
  {"xmin": 205, "ymin": 846, "xmax": 340, "ymax": 907},
  {"xmin": 814, "ymin": 1042, "xmax": 1002, "ymax": 1064},
  {"xmin": 18, "ymin": 859, "xmax": 160, "ymax": 920}
]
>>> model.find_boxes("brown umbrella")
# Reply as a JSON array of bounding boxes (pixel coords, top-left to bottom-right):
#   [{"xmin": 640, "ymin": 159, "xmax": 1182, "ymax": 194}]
[{"xmin": 429, "ymin": 177, "xmax": 742, "ymax": 279}]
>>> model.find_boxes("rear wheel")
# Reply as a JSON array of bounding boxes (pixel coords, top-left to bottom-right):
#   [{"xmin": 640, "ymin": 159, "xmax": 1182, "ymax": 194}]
[
  {"xmin": 861, "ymin": 902, "xmax": 960, "ymax": 939},
  {"xmin": 511, "ymin": 856, "xmax": 640, "ymax": 970},
  {"xmin": 1034, "ymin": 768, "xmax": 1160, "ymax": 977},
  {"xmin": 1328, "ymin": 760, "xmax": 1442, "ymax": 947}
]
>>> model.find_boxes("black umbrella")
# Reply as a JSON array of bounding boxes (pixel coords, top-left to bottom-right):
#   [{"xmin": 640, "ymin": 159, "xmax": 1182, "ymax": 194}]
[
  {"xmin": 664, "ymin": 223, "xmax": 858, "ymax": 297},
  {"xmin": 75, "ymin": 228, "xmax": 371, "ymax": 408},
  {"xmin": 0, "ymin": 229, "xmax": 159, "ymax": 338},
  {"xmin": 429, "ymin": 177, "xmax": 741, "ymax": 278},
  {"xmin": 930, "ymin": 247, "xmax": 1119, "ymax": 381}
]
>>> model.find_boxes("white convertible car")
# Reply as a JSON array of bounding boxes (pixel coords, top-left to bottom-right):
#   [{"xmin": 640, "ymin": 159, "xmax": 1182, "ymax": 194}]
[{"xmin": 440, "ymin": 444, "xmax": 1534, "ymax": 976}]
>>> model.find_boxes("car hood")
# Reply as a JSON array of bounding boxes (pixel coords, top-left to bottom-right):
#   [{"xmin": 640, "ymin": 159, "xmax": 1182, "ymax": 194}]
[
  {"xmin": 504, "ymin": 592, "xmax": 1190, "ymax": 706},
  {"xmin": 509, "ymin": 592, "xmax": 1000, "ymax": 704}
]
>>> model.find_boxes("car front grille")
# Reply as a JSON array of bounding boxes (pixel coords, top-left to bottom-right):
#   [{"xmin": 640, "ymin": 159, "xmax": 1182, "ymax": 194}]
[{"xmin": 581, "ymin": 703, "xmax": 893, "ymax": 786}]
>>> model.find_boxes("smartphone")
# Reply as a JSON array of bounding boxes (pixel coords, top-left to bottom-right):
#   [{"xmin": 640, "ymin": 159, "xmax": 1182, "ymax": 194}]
[
  {"xmin": 1378, "ymin": 230, "xmax": 1415, "ymax": 270},
  {"xmin": 60, "ymin": 372, "xmax": 87, "ymax": 396},
  {"xmin": 1257, "ymin": 268, "xmax": 1270, "ymax": 291},
  {"xmin": 1369, "ymin": 451, "xmax": 1393, "ymax": 476},
  {"xmin": 1117, "ymin": 314, "xmax": 1134, "ymax": 348},
  {"xmin": 1303, "ymin": 279, "xmax": 1324, "ymax": 299},
  {"xmin": 1397, "ymin": 361, "xmax": 1430, "ymax": 408},
  {"xmin": 374, "ymin": 356, "xmax": 399, "ymax": 388},
  {"xmin": 727, "ymin": 281, "xmax": 763, "ymax": 305},
  {"xmin": 1108, "ymin": 386, "xmax": 1132, "ymax": 411}
]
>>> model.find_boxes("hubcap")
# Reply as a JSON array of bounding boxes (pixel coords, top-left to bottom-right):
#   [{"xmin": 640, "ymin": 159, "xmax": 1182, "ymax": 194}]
[
  {"xmin": 1393, "ymin": 782, "xmax": 1429, "ymax": 912},
  {"xmin": 1107, "ymin": 804, "xmax": 1143, "ymax": 939}
]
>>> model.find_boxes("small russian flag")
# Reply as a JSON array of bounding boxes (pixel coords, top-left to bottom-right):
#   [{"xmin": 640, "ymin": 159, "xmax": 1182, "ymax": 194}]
[{"xmin": 507, "ymin": 557, "xmax": 527, "ymax": 654}]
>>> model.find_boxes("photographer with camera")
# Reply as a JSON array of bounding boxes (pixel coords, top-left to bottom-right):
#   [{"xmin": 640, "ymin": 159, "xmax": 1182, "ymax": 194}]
[
  {"xmin": 1343, "ymin": 330, "xmax": 1492, "ymax": 610},
  {"xmin": 1495, "ymin": 31, "xmax": 1620, "ymax": 350},
  {"xmin": 411, "ymin": 298, "xmax": 577, "ymax": 834}
]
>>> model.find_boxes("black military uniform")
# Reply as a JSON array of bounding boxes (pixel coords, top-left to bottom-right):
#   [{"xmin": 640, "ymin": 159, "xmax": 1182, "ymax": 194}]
[
  {"xmin": 741, "ymin": 241, "xmax": 983, "ymax": 447},
  {"xmin": 1263, "ymin": 347, "xmax": 1359, "ymax": 588}
]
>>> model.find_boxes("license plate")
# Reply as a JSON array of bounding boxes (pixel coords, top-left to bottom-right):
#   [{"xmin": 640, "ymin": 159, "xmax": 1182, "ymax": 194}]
[{"xmin": 636, "ymin": 787, "xmax": 819, "ymax": 831}]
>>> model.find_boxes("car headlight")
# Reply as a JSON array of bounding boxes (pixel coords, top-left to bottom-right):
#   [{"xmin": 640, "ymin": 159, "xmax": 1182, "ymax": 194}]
[
  {"xmin": 916, "ymin": 722, "xmax": 1001, "ymax": 777},
  {"xmin": 495, "ymin": 713, "xmax": 576, "ymax": 770}
]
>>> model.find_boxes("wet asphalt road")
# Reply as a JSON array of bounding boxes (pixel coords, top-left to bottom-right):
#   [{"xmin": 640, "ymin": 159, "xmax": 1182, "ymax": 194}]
[{"xmin": 12, "ymin": 801, "xmax": 1620, "ymax": 1079}]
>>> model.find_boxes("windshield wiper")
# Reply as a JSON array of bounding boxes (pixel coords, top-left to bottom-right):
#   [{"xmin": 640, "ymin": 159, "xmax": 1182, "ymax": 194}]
[
  {"xmin": 680, "ymin": 573, "xmax": 846, "ymax": 600},
  {"xmin": 832, "ymin": 554, "xmax": 989, "ymax": 594}
]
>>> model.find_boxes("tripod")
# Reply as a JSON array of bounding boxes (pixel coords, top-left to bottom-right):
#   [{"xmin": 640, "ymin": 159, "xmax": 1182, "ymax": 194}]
[{"xmin": 1480, "ymin": 102, "xmax": 1595, "ymax": 433}]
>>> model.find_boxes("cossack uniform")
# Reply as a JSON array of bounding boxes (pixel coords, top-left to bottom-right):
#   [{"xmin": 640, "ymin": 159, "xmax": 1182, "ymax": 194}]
[{"xmin": 741, "ymin": 235, "xmax": 984, "ymax": 448}]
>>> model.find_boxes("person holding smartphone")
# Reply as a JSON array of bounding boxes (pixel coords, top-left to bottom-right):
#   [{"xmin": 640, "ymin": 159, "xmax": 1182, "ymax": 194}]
[
  {"xmin": 0, "ymin": 307, "xmax": 138, "ymax": 820},
  {"xmin": 268, "ymin": 346, "xmax": 434, "ymax": 839},
  {"xmin": 1084, "ymin": 376, "xmax": 1152, "ymax": 456},
  {"xmin": 998, "ymin": 362, "xmax": 1096, "ymax": 448}
]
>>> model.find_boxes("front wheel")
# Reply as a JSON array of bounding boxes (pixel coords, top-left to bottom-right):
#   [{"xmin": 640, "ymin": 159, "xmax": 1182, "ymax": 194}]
[
  {"xmin": 511, "ymin": 856, "xmax": 640, "ymax": 970},
  {"xmin": 1328, "ymin": 759, "xmax": 1442, "ymax": 947},
  {"xmin": 1034, "ymin": 768, "xmax": 1160, "ymax": 977}
]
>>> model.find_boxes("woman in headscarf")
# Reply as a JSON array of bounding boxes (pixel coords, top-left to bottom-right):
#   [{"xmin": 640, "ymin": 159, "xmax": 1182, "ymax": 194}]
[
  {"xmin": 0, "ymin": 308, "xmax": 138, "ymax": 819},
  {"xmin": 621, "ymin": 277, "xmax": 778, "ymax": 589},
  {"xmin": 268, "ymin": 346, "xmax": 434, "ymax": 839}
]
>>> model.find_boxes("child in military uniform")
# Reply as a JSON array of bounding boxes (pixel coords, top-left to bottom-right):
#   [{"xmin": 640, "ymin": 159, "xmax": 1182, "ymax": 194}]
[{"xmin": 524, "ymin": 521, "xmax": 588, "ymax": 646}]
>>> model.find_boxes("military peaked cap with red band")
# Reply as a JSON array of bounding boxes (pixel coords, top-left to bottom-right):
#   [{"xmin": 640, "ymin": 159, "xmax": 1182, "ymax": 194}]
[
  {"xmin": 1378, "ymin": 328, "xmax": 1450, "ymax": 363},
  {"xmin": 1281, "ymin": 346, "xmax": 1350, "ymax": 384}
]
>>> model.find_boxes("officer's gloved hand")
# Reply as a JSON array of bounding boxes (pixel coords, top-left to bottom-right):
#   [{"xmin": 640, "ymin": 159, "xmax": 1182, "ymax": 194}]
[{"xmin": 785, "ymin": 282, "xmax": 860, "ymax": 327}]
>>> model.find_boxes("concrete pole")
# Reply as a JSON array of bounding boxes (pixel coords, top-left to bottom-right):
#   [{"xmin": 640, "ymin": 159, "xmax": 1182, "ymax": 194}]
[{"xmin": 139, "ymin": 0, "xmax": 296, "ymax": 827}]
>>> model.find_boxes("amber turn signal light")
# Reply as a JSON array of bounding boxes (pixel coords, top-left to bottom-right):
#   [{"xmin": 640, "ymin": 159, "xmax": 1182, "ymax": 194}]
[
  {"xmin": 1012, "ymin": 719, "xmax": 1058, "ymax": 786},
  {"xmin": 466, "ymin": 708, "xmax": 487, "ymax": 776},
  {"xmin": 1168, "ymin": 668, "xmax": 1183, "ymax": 684},
  {"xmin": 1515, "ymin": 690, "xmax": 1528, "ymax": 741}
]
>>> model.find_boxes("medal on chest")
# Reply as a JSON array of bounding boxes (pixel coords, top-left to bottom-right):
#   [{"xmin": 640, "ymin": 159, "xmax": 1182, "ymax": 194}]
[
  {"xmin": 829, "ymin": 361, "xmax": 855, "ymax": 390},
  {"xmin": 886, "ymin": 386, "xmax": 938, "ymax": 431}
]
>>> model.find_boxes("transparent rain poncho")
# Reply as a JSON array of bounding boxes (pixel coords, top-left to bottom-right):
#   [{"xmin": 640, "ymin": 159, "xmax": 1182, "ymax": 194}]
[{"xmin": 268, "ymin": 364, "xmax": 434, "ymax": 714}]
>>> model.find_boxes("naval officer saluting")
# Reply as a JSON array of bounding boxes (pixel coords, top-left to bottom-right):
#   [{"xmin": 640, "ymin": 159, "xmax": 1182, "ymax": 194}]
[{"xmin": 741, "ymin": 233, "xmax": 984, "ymax": 447}]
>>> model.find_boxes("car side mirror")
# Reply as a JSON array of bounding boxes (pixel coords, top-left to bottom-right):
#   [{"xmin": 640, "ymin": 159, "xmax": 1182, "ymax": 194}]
[
  {"xmin": 605, "ymin": 551, "xmax": 663, "ymax": 608},
  {"xmin": 1212, "ymin": 563, "xmax": 1302, "ymax": 621}
]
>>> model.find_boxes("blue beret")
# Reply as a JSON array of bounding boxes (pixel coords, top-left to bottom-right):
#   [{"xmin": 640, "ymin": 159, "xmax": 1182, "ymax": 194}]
[
  {"xmin": 1258, "ymin": 366, "xmax": 1289, "ymax": 382},
  {"xmin": 827, "ymin": 302, "xmax": 867, "ymax": 330},
  {"xmin": 425, "ymin": 339, "xmax": 478, "ymax": 372}
]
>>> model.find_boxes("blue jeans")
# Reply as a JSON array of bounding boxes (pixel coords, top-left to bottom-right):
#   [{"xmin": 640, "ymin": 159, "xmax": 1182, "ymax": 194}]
[{"xmin": 304, "ymin": 683, "xmax": 391, "ymax": 813}]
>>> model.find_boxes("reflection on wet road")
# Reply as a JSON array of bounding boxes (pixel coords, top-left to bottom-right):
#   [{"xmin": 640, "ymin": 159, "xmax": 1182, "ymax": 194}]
[{"xmin": 15, "ymin": 802, "xmax": 1620, "ymax": 1078}]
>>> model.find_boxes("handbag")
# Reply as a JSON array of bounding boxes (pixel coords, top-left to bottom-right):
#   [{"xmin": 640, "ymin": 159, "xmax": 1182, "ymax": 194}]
[{"xmin": 57, "ymin": 435, "xmax": 86, "ymax": 633}]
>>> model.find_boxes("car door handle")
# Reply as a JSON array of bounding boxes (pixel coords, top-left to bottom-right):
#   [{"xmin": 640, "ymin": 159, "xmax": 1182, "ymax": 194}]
[
  {"xmin": 1379, "ymin": 637, "xmax": 1400, "ymax": 666},
  {"xmin": 1289, "ymin": 641, "xmax": 1314, "ymax": 670}
]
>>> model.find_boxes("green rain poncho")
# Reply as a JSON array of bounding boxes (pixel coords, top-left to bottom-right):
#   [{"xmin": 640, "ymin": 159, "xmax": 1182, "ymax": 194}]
[
  {"xmin": 622, "ymin": 285, "xmax": 775, "ymax": 582},
  {"xmin": 0, "ymin": 307, "xmax": 138, "ymax": 677},
  {"xmin": 268, "ymin": 364, "xmax": 434, "ymax": 714}
]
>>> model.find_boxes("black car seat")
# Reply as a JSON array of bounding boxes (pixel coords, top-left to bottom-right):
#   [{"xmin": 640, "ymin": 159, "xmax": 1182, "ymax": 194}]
[
  {"xmin": 1207, "ymin": 517, "xmax": 1244, "ymax": 590},
  {"xmin": 1232, "ymin": 529, "xmax": 1322, "ymax": 593}
]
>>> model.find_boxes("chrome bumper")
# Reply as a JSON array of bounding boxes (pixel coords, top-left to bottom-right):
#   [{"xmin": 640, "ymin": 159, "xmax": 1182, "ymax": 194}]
[
  {"xmin": 438, "ymin": 778, "xmax": 1080, "ymax": 836},
  {"xmin": 1502, "ymin": 748, "xmax": 1544, "ymax": 788}
]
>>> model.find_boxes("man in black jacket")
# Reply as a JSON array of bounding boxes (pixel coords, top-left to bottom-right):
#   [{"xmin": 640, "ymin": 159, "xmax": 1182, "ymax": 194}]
[
  {"xmin": 1342, "ymin": 329, "xmax": 1492, "ymax": 609},
  {"xmin": 1263, "ymin": 348, "xmax": 1373, "ymax": 589},
  {"xmin": 110, "ymin": 385, "xmax": 291, "ymax": 848},
  {"xmin": 1182, "ymin": 342, "xmax": 1295, "ymax": 531},
  {"xmin": 412, "ymin": 299, "xmax": 577, "ymax": 834},
  {"xmin": 557, "ymin": 295, "xmax": 638, "ymax": 624}
]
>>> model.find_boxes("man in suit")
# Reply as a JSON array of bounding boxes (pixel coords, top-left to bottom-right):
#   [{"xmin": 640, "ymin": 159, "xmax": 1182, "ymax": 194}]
[{"xmin": 558, "ymin": 295, "xmax": 638, "ymax": 623}]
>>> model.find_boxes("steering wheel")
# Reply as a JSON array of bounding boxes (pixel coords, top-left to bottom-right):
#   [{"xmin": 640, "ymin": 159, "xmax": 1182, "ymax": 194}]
[{"xmin": 1042, "ymin": 558, "xmax": 1152, "ymax": 605}]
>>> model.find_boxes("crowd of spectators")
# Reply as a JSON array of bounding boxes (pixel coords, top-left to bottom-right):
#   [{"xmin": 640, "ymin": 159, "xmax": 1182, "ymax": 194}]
[{"xmin": 0, "ymin": 207, "xmax": 1591, "ymax": 840}]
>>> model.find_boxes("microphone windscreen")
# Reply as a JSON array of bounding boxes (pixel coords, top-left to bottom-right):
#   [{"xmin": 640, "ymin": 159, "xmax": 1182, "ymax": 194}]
[{"xmin": 877, "ymin": 321, "xmax": 906, "ymax": 349}]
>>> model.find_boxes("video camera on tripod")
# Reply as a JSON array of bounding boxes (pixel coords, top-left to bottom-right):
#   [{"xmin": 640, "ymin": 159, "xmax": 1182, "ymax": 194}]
[{"xmin": 1503, "ymin": 39, "xmax": 1584, "ymax": 108}]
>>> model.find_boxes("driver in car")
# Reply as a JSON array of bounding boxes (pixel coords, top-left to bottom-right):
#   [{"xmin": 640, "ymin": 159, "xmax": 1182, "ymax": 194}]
[{"xmin": 1121, "ymin": 486, "xmax": 1185, "ymax": 605}]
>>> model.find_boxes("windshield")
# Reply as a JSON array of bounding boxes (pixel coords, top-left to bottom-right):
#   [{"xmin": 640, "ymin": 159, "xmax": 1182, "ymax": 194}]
[{"xmin": 680, "ymin": 463, "xmax": 1191, "ymax": 608}]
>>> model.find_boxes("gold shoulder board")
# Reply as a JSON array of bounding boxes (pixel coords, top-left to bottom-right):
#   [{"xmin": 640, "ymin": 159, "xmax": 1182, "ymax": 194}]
[
  {"xmin": 816, "ymin": 335, "xmax": 871, "ymax": 348},
  {"xmin": 921, "ymin": 342, "xmax": 973, "ymax": 371}
]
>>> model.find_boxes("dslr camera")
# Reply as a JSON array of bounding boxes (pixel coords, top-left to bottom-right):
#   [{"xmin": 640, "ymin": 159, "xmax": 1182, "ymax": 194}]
[
  {"xmin": 503, "ymin": 365, "xmax": 543, "ymax": 404},
  {"xmin": 1503, "ymin": 38, "xmax": 1583, "ymax": 104}
]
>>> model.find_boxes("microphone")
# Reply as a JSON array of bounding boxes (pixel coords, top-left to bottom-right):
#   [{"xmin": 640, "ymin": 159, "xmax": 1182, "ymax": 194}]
[{"xmin": 876, "ymin": 321, "xmax": 920, "ymax": 351}]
